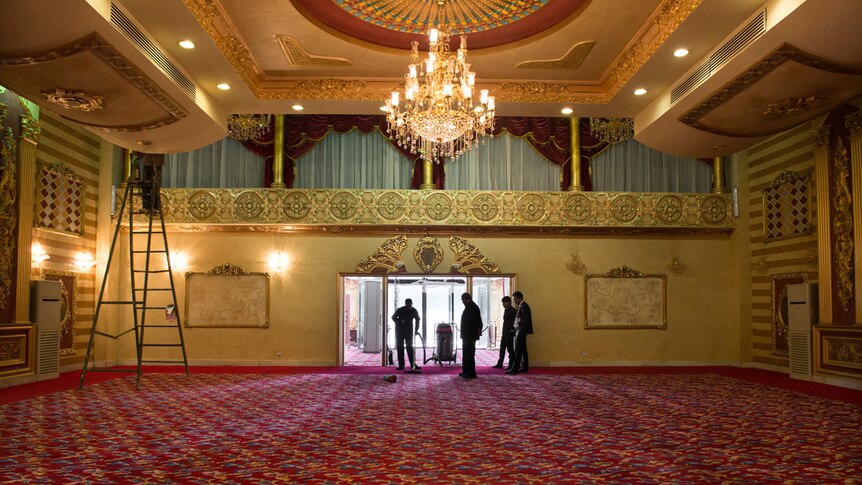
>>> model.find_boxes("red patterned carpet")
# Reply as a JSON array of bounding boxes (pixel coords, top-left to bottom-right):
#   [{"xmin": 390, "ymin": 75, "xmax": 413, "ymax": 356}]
[{"xmin": 1, "ymin": 368, "xmax": 861, "ymax": 483}]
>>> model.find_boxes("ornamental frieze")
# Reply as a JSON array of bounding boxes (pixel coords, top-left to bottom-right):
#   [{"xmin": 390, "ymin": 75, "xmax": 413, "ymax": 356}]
[{"xmin": 147, "ymin": 189, "xmax": 734, "ymax": 235}]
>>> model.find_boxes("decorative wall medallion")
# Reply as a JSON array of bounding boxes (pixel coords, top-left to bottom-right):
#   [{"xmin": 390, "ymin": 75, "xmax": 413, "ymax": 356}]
[
  {"xmin": 762, "ymin": 170, "xmax": 812, "ymax": 242},
  {"xmin": 609, "ymin": 194, "xmax": 639, "ymax": 223},
  {"xmin": 42, "ymin": 88, "xmax": 103, "ymax": 112},
  {"xmin": 276, "ymin": 35, "xmax": 352, "ymax": 66},
  {"xmin": 449, "ymin": 236, "xmax": 500, "ymax": 274},
  {"xmin": 413, "ymin": 236, "xmax": 443, "ymax": 274},
  {"xmin": 655, "ymin": 194, "xmax": 684, "ymax": 224},
  {"xmin": 0, "ymin": 103, "xmax": 17, "ymax": 310},
  {"xmin": 356, "ymin": 235, "xmax": 408, "ymax": 273},
  {"xmin": 329, "ymin": 192, "xmax": 359, "ymax": 220},
  {"xmin": 606, "ymin": 265, "xmax": 645, "ymax": 278},
  {"xmin": 561, "ymin": 193, "xmax": 592, "ymax": 223},
  {"xmin": 283, "ymin": 191, "xmax": 311, "ymax": 220},
  {"xmin": 700, "ymin": 195, "xmax": 728, "ymax": 224},
  {"xmin": 471, "ymin": 193, "xmax": 499, "ymax": 222},
  {"xmin": 188, "ymin": 191, "xmax": 217, "ymax": 220},
  {"xmin": 234, "ymin": 191, "xmax": 265, "ymax": 221},
  {"xmin": 35, "ymin": 162, "xmax": 86, "ymax": 236},
  {"xmin": 830, "ymin": 138, "xmax": 854, "ymax": 312},
  {"xmin": 424, "ymin": 193, "xmax": 453, "ymax": 221},
  {"xmin": 376, "ymin": 192, "xmax": 406, "ymax": 220},
  {"xmin": 517, "ymin": 193, "xmax": 545, "ymax": 222}
]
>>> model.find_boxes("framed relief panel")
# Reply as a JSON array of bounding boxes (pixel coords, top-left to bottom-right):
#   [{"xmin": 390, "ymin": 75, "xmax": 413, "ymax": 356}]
[
  {"xmin": 771, "ymin": 272, "xmax": 805, "ymax": 357},
  {"xmin": 185, "ymin": 263, "xmax": 270, "ymax": 328},
  {"xmin": 41, "ymin": 269, "xmax": 79, "ymax": 356},
  {"xmin": 585, "ymin": 266, "xmax": 667, "ymax": 329}
]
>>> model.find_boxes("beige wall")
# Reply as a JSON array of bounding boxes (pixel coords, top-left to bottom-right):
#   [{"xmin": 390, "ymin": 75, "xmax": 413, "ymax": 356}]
[{"xmin": 100, "ymin": 231, "xmax": 744, "ymax": 367}]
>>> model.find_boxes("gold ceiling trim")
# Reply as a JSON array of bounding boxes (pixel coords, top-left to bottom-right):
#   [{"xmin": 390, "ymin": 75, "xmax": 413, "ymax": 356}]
[
  {"xmin": 449, "ymin": 236, "xmax": 500, "ymax": 274},
  {"xmin": 0, "ymin": 33, "xmax": 188, "ymax": 132},
  {"xmin": 356, "ymin": 235, "xmax": 408, "ymax": 273},
  {"xmin": 517, "ymin": 41, "xmax": 594, "ymax": 70},
  {"xmin": 276, "ymin": 35, "xmax": 352, "ymax": 66},
  {"xmin": 182, "ymin": 0, "xmax": 698, "ymax": 104},
  {"xmin": 151, "ymin": 188, "xmax": 733, "ymax": 235}
]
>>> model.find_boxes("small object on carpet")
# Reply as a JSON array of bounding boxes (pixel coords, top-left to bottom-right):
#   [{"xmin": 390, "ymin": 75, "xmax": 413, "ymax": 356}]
[{"xmin": 383, "ymin": 374, "xmax": 397, "ymax": 383}]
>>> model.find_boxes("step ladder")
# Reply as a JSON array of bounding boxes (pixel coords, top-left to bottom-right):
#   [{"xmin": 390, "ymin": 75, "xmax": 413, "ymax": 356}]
[{"xmin": 79, "ymin": 174, "xmax": 189, "ymax": 390}]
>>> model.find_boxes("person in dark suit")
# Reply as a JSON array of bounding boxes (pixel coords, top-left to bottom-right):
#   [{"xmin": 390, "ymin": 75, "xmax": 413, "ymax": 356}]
[
  {"xmin": 391, "ymin": 299, "xmax": 420, "ymax": 371},
  {"xmin": 492, "ymin": 296, "xmax": 516, "ymax": 370},
  {"xmin": 459, "ymin": 292, "xmax": 483, "ymax": 379},
  {"xmin": 507, "ymin": 291, "xmax": 533, "ymax": 375}
]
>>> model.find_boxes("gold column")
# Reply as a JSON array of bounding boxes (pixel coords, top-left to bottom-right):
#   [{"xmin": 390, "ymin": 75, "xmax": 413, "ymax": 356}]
[
  {"xmin": 14, "ymin": 120, "xmax": 40, "ymax": 323},
  {"xmin": 270, "ymin": 114, "xmax": 286, "ymax": 189},
  {"xmin": 846, "ymin": 110, "xmax": 862, "ymax": 322},
  {"xmin": 568, "ymin": 117, "xmax": 584, "ymax": 192},
  {"xmin": 711, "ymin": 156, "xmax": 729, "ymax": 194},
  {"xmin": 813, "ymin": 125, "xmax": 833, "ymax": 323},
  {"xmin": 121, "ymin": 148, "xmax": 132, "ymax": 185},
  {"xmin": 420, "ymin": 159, "xmax": 435, "ymax": 189}
]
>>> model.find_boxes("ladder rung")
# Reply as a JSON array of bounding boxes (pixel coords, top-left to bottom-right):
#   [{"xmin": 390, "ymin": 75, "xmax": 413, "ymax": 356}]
[
  {"xmin": 132, "ymin": 250, "xmax": 167, "ymax": 253},
  {"xmin": 131, "ymin": 231, "xmax": 164, "ymax": 234},
  {"xmin": 141, "ymin": 360, "xmax": 186, "ymax": 364},
  {"xmin": 100, "ymin": 300, "xmax": 135, "ymax": 305},
  {"xmin": 139, "ymin": 307, "xmax": 172, "ymax": 310},
  {"xmin": 142, "ymin": 343, "xmax": 183, "ymax": 347},
  {"xmin": 133, "ymin": 269, "xmax": 171, "ymax": 273},
  {"xmin": 133, "ymin": 288, "xmax": 172, "ymax": 292}
]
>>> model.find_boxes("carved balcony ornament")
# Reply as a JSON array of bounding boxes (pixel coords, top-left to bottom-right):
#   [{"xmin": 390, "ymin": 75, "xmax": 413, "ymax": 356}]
[
  {"xmin": 42, "ymin": 88, "xmax": 103, "ymax": 112},
  {"xmin": 566, "ymin": 254, "xmax": 586, "ymax": 275}
]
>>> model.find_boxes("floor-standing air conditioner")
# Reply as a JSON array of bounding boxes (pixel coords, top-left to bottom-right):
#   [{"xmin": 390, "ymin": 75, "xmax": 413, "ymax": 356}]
[
  {"xmin": 31, "ymin": 280, "xmax": 62, "ymax": 381},
  {"xmin": 787, "ymin": 282, "xmax": 818, "ymax": 381}
]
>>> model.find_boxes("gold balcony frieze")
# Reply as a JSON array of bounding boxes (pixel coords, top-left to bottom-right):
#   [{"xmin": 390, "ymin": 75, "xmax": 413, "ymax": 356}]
[{"xmin": 149, "ymin": 188, "xmax": 735, "ymax": 236}]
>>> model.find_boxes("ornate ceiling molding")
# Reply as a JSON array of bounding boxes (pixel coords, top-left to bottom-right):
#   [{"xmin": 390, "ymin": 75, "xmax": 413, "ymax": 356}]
[
  {"xmin": 517, "ymin": 41, "xmax": 594, "ymax": 70},
  {"xmin": 276, "ymin": 35, "xmax": 352, "ymax": 67}
]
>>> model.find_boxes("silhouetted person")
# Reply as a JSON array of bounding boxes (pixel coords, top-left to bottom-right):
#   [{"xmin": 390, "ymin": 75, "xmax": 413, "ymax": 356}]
[
  {"xmin": 492, "ymin": 296, "xmax": 516, "ymax": 370},
  {"xmin": 391, "ymin": 299, "xmax": 420, "ymax": 370},
  {"xmin": 507, "ymin": 291, "xmax": 533, "ymax": 375},
  {"xmin": 459, "ymin": 292, "xmax": 483, "ymax": 379}
]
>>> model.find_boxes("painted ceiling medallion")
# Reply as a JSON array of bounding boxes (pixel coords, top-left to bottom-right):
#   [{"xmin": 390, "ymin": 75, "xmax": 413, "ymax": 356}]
[
  {"xmin": 291, "ymin": 0, "xmax": 586, "ymax": 49},
  {"xmin": 42, "ymin": 88, "xmax": 103, "ymax": 112}
]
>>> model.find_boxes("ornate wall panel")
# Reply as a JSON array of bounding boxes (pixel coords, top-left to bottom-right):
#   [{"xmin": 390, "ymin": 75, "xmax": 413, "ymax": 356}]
[
  {"xmin": 814, "ymin": 325, "xmax": 862, "ymax": 379},
  {"xmin": 34, "ymin": 163, "xmax": 86, "ymax": 236},
  {"xmin": 0, "ymin": 102, "xmax": 17, "ymax": 316},
  {"xmin": 0, "ymin": 325, "xmax": 33, "ymax": 378},
  {"xmin": 185, "ymin": 263, "xmax": 270, "ymax": 328},
  {"xmin": 762, "ymin": 171, "xmax": 812, "ymax": 243},
  {"xmin": 584, "ymin": 266, "xmax": 667, "ymax": 329},
  {"xmin": 153, "ymin": 189, "xmax": 734, "ymax": 235},
  {"xmin": 41, "ymin": 270, "xmax": 78, "ymax": 356}
]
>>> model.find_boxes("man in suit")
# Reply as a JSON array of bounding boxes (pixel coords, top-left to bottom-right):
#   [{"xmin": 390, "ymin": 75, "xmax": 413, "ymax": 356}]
[
  {"xmin": 492, "ymin": 296, "xmax": 516, "ymax": 370},
  {"xmin": 507, "ymin": 291, "xmax": 533, "ymax": 375},
  {"xmin": 459, "ymin": 292, "xmax": 483, "ymax": 379},
  {"xmin": 391, "ymin": 299, "xmax": 421, "ymax": 371}
]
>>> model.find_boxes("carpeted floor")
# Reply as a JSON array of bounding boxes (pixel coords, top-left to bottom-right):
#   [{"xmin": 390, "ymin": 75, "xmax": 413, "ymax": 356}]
[
  {"xmin": 345, "ymin": 345, "xmax": 501, "ymax": 367},
  {"xmin": 1, "ymin": 368, "xmax": 861, "ymax": 483}
]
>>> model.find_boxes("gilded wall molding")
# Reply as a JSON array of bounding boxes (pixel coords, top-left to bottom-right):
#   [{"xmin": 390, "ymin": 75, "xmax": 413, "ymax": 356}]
[
  {"xmin": 830, "ymin": 138, "xmax": 854, "ymax": 312},
  {"xmin": 449, "ymin": 236, "xmax": 500, "ymax": 274},
  {"xmin": 152, "ymin": 189, "xmax": 734, "ymax": 235},
  {"xmin": 0, "ymin": 103, "xmax": 17, "ymax": 310},
  {"xmin": 355, "ymin": 235, "xmax": 408, "ymax": 273}
]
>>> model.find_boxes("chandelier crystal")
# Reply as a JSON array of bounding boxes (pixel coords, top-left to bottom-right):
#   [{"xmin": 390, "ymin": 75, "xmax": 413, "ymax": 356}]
[
  {"xmin": 386, "ymin": 27, "xmax": 495, "ymax": 164},
  {"xmin": 589, "ymin": 117, "xmax": 634, "ymax": 145},
  {"xmin": 227, "ymin": 114, "xmax": 272, "ymax": 141}
]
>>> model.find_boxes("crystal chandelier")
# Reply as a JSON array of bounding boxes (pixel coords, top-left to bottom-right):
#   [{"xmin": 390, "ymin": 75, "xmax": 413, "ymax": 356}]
[
  {"xmin": 589, "ymin": 117, "xmax": 634, "ymax": 145},
  {"xmin": 227, "ymin": 114, "xmax": 272, "ymax": 141},
  {"xmin": 386, "ymin": 27, "xmax": 495, "ymax": 164}
]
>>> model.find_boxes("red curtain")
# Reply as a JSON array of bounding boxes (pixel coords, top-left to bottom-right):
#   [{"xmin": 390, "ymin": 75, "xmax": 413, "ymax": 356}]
[{"xmin": 242, "ymin": 115, "xmax": 597, "ymax": 190}]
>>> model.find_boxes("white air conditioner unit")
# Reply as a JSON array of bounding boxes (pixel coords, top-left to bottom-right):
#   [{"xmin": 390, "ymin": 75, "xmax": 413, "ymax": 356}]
[
  {"xmin": 31, "ymin": 280, "xmax": 62, "ymax": 381},
  {"xmin": 787, "ymin": 282, "xmax": 818, "ymax": 381}
]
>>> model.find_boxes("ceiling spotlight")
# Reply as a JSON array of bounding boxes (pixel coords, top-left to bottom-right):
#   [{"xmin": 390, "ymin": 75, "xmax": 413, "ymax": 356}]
[
  {"xmin": 178, "ymin": 40, "xmax": 196, "ymax": 49},
  {"xmin": 561, "ymin": 107, "xmax": 574, "ymax": 115},
  {"xmin": 633, "ymin": 88, "xmax": 647, "ymax": 96},
  {"xmin": 291, "ymin": 104, "xmax": 304, "ymax": 111},
  {"xmin": 217, "ymin": 83, "xmax": 231, "ymax": 90},
  {"xmin": 673, "ymin": 48, "xmax": 689, "ymax": 58}
]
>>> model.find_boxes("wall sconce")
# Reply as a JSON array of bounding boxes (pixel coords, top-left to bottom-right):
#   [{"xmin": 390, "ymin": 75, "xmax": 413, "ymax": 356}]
[
  {"xmin": 268, "ymin": 252, "xmax": 290, "ymax": 272},
  {"xmin": 170, "ymin": 252, "xmax": 188, "ymax": 271},
  {"xmin": 74, "ymin": 251, "xmax": 96, "ymax": 270},
  {"xmin": 31, "ymin": 243, "xmax": 50, "ymax": 265},
  {"xmin": 667, "ymin": 257, "xmax": 687, "ymax": 275},
  {"xmin": 566, "ymin": 254, "xmax": 586, "ymax": 275}
]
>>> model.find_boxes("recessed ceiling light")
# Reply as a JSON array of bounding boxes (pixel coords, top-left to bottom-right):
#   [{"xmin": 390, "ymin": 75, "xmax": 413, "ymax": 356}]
[
  {"xmin": 216, "ymin": 83, "xmax": 231, "ymax": 90},
  {"xmin": 633, "ymin": 88, "xmax": 647, "ymax": 96},
  {"xmin": 561, "ymin": 107, "xmax": 573, "ymax": 115},
  {"xmin": 291, "ymin": 104, "xmax": 304, "ymax": 111},
  {"xmin": 673, "ymin": 48, "xmax": 689, "ymax": 57},
  {"xmin": 178, "ymin": 40, "xmax": 196, "ymax": 49}
]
